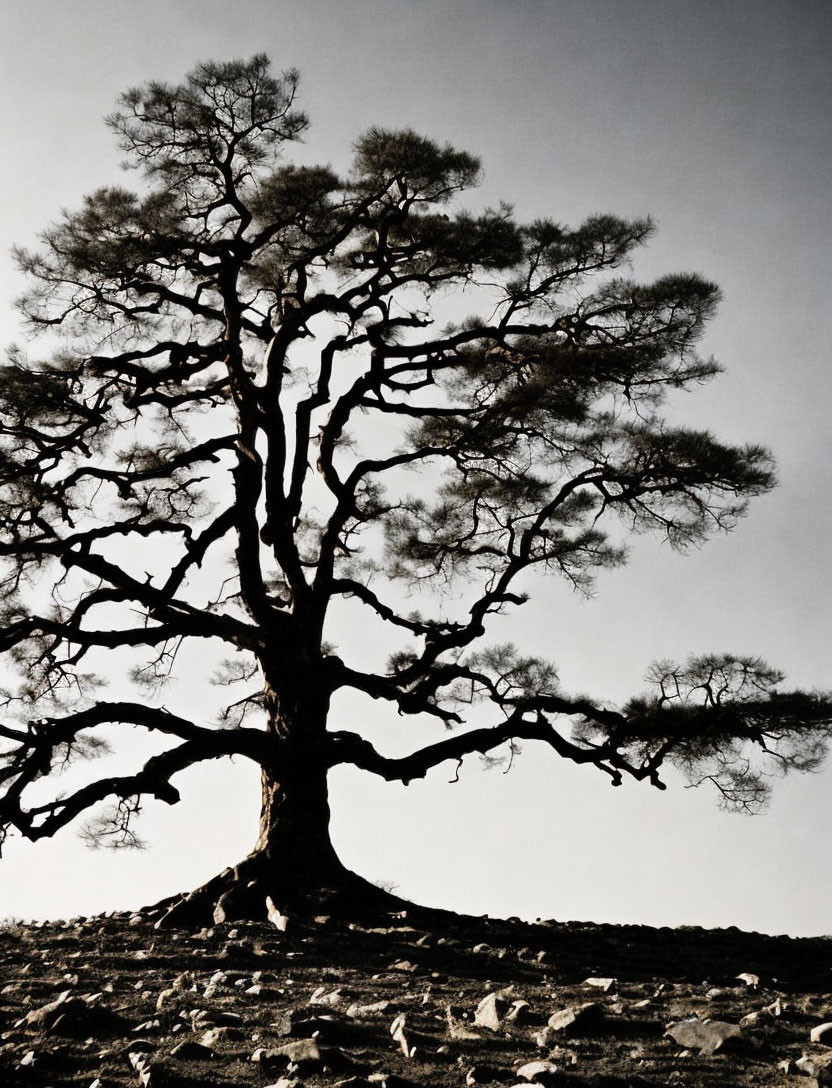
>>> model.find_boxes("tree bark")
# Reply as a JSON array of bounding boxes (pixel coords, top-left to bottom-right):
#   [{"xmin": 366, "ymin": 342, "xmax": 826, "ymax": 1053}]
[{"xmin": 150, "ymin": 670, "xmax": 414, "ymax": 929}]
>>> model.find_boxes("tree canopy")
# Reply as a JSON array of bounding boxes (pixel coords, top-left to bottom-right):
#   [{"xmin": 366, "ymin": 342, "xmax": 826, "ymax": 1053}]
[{"xmin": 0, "ymin": 56, "xmax": 829, "ymax": 919}]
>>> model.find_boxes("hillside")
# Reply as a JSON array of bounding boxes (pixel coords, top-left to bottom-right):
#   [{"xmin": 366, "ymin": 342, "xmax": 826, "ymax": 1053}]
[{"xmin": 1, "ymin": 906, "xmax": 831, "ymax": 1087}]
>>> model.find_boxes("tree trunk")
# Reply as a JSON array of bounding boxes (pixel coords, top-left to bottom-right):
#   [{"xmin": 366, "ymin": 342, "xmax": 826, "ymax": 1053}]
[
  {"xmin": 150, "ymin": 682, "xmax": 415, "ymax": 929},
  {"xmin": 251, "ymin": 763, "xmax": 341, "ymax": 874}
]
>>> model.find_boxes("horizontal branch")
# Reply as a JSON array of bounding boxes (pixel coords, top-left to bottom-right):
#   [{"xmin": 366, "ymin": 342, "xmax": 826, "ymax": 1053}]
[
  {"xmin": 10, "ymin": 736, "xmax": 245, "ymax": 843},
  {"xmin": 327, "ymin": 711, "xmax": 642, "ymax": 788},
  {"xmin": 0, "ymin": 702, "xmax": 272, "ymax": 845}
]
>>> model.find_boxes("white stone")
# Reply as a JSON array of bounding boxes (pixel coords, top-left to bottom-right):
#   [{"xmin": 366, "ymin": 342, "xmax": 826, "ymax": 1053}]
[
  {"xmin": 474, "ymin": 992, "xmax": 508, "ymax": 1031},
  {"xmin": 547, "ymin": 1002, "xmax": 602, "ymax": 1033},
  {"xmin": 310, "ymin": 986, "xmax": 344, "ymax": 1007},
  {"xmin": 347, "ymin": 999, "xmax": 391, "ymax": 1018},
  {"xmin": 516, "ymin": 1058, "xmax": 560, "ymax": 1082},
  {"xmin": 810, "ymin": 1021, "xmax": 832, "ymax": 1045},
  {"xmin": 265, "ymin": 896, "xmax": 290, "ymax": 931},
  {"xmin": 506, "ymin": 999, "xmax": 533, "ymax": 1024},
  {"xmin": 390, "ymin": 1013, "xmax": 414, "ymax": 1058},
  {"xmin": 584, "ymin": 977, "xmax": 616, "ymax": 993}
]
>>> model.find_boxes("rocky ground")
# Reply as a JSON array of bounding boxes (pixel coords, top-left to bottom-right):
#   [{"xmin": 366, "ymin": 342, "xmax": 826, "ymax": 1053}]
[{"xmin": 1, "ymin": 903, "xmax": 832, "ymax": 1088}]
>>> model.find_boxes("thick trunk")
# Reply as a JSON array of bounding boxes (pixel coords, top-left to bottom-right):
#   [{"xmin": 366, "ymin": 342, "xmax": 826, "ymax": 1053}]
[
  {"xmin": 246, "ymin": 757, "xmax": 346, "ymax": 890},
  {"xmin": 151, "ymin": 679, "xmax": 415, "ymax": 928},
  {"xmin": 197, "ymin": 756, "xmax": 348, "ymax": 925},
  {"xmin": 151, "ymin": 748, "xmax": 411, "ymax": 928},
  {"xmin": 246, "ymin": 670, "xmax": 347, "ymax": 887}
]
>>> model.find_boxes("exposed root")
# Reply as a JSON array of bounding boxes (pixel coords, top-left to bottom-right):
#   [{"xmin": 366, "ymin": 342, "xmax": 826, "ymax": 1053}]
[{"xmin": 145, "ymin": 854, "xmax": 438, "ymax": 931}]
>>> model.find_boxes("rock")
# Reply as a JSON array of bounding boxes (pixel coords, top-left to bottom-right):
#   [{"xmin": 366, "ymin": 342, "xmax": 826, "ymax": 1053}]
[
  {"xmin": 665, "ymin": 1018, "xmax": 742, "ymax": 1056},
  {"xmin": 273, "ymin": 1008, "xmax": 302, "ymax": 1036},
  {"xmin": 253, "ymin": 1038, "xmax": 323, "ymax": 1066},
  {"xmin": 128, "ymin": 1050, "xmax": 154, "ymax": 1086},
  {"xmin": 169, "ymin": 1039, "xmax": 214, "ymax": 1059},
  {"xmin": 132, "ymin": 1018, "xmax": 162, "ymax": 1033},
  {"xmin": 263, "ymin": 896, "xmax": 290, "ymax": 931},
  {"xmin": 388, "ymin": 959, "xmax": 418, "ymax": 972},
  {"xmin": 584, "ymin": 976, "xmax": 616, "ymax": 993},
  {"xmin": 23, "ymin": 990, "xmax": 122, "ymax": 1036},
  {"xmin": 547, "ymin": 1002, "xmax": 603, "ymax": 1034},
  {"xmin": 505, "ymin": 999, "xmax": 533, "ymax": 1025},
  {"xmin": 390, "ymin": 1013, "xmax": 414, "ymax": 1058},
  {"xmin": 192, "ymin": 1008, "xmax": 244, "ymax": 1028},
  {"xmin": 819, "ymin": 1060, "xmax": 832, "ymax": 1087},
  {"xmin": 811, "ymin": 1022, "xmax": 832, "ymax": 1045},
  {"xmin": 516, "ymin": 1058, "xmax": 560, "ymax": 1084},
  {"xmin": 8, "ymin": 910, "xmax": 832, "ymax": 1088},
  {"xmin": 346, "ymin": 999, "xmax": 392, "ymax": 1018},
  {"xmin": 297, "ymin": 1013, "xmax": 350, "ymax": 1046},
  {"xmin": 282, "ymin": 1038, "xmax": 324, "ymax": 1065},
  {"xmin": 796, "ymin": 1052, "xmax": 832, "ymax": 1081},
  {"xmin": 736, "ymin": 972, "xmax": 760, "ymax": 989},
  {"xmin": 200, "ymin": 1026, "xmax": 244, "ymax": 1046},
  {"xmin": 474, "ymin": 991, "xmax": 509, "ymax": 1031},
  {"xmin": 310, "ymin": 985, "xmax": 346, "ymax": 1006},
  {"xmin": 549, "ymin": 1045, "xmax": 578, "ymax": 1067},
  {"xmin": 203, "ymin": 970, "xmax": 228, "ymax": 998},
  {"xmin": 23, "ymin": 989, "xmax": 74, "ymax": 1030},
  {"xmin": 739, "ymin": 1010, "xmax": 766, "ymax": 1029},
  {"xmin": 533, "ymin": 1026, "xmax": 559, "ymax": 1049}
]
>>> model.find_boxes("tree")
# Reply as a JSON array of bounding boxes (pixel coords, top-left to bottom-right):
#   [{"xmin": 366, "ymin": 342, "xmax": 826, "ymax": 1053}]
[{"xmin": 1, "ymin": 55, "xmax": 830, "ymax": 927}]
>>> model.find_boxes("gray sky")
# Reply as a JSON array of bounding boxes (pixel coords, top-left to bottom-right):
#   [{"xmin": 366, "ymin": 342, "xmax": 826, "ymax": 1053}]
[{"xmin": 0, "ymin": 0, "xmax": 830, "ymax": 935}]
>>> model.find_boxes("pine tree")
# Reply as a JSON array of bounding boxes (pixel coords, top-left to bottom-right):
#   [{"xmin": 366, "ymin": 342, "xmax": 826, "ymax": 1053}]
[{"xmin": 1, "ymin": 56, "xmax": 829, "ymax": 926}]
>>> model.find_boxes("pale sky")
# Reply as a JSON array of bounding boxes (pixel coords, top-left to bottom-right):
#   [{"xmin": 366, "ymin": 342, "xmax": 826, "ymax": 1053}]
[{"xmin": 0, "ymin": 0, "xmax": 830, "ymax": 935}]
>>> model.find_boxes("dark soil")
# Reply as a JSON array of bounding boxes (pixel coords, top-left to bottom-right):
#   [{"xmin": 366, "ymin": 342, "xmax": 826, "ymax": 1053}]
[{"xmin": 1, "ymin": 902, "xmax": 831, "ymax": 1087}]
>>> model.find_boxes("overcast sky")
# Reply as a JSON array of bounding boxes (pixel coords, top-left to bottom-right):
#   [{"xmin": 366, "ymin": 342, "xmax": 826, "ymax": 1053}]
[{"xmin": 0, "ymin": 0, "xmax": 830, "ymax": 936}]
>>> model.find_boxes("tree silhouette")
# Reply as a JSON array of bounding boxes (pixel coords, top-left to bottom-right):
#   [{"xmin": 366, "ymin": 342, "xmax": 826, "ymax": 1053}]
[{"xmin": 1, "ymin": 56, "xmax": 829, "ymax": 926}]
